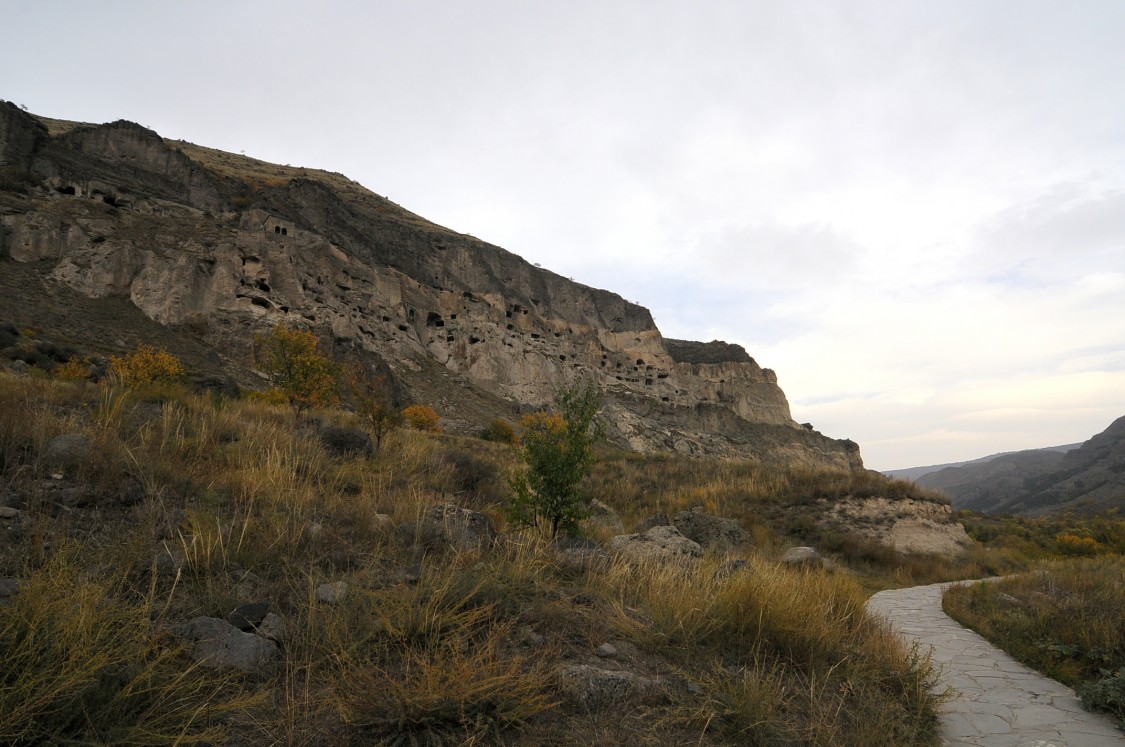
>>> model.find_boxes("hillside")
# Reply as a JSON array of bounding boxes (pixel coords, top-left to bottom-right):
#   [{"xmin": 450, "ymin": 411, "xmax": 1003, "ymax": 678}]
[
  {"xmin": 919, "ymin": 417, "xmax": 1125, "ymax": 515},
  {"xmin": 883, "ymin": 443, "xmax": 1080, "ymax": 482},
  {"xmin": 0, "ymin": 101, "xmax": 860, "ymax": 469}
]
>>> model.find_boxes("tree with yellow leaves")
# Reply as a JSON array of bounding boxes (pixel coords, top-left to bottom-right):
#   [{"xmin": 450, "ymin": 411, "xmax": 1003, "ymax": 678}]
[{"xmin": 254, "ymin": 323, "xmax": 338, "ymax": 420}]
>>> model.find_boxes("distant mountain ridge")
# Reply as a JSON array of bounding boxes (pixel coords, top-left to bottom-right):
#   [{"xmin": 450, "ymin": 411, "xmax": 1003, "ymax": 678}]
[
  {"xmin": 883, "ymin": 444, "xmax": 1081, "ymax": 482},
  {"xmin": 909, "ymin": 418, "xmax": 1125, "ymax": 515}
]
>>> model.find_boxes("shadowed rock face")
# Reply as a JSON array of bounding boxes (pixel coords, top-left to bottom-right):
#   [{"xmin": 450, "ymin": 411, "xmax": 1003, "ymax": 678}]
[{"xmin": 0, "ymin": 102, "xmax": 862, "ymax": 469}]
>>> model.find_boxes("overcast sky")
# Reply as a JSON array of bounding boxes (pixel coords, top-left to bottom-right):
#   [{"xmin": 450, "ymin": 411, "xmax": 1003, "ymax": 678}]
[{"xmin": 6, "ymin": 1, "xmax": 1125, "ymax": 470}]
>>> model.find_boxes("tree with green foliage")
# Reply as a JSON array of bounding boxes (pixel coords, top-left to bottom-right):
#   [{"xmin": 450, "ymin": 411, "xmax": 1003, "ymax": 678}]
[
  {"xmin": 507, "ymin": 378, "xmax": 604, "ymax": 536},
  {"xmin": 254, "ymin": 323, "xmax": 338, "ymax": 420}
]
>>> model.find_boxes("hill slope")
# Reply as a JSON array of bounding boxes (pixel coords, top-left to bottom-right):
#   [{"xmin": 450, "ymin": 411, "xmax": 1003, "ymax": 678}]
[
  {"xmin": 883, "ymin": 444, "xmax": 1080, "ymax": 482},
  {"xmin": 0, "ymin": 101, "xmax": 859, "ymax": 469},
  {"xmin": 919, "ymin": 417, "xmax": 1125, "ymax": 515}
]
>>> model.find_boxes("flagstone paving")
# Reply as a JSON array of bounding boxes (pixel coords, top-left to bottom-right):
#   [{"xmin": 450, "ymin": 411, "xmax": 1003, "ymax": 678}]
[{"xmin": 867, "ymin": 581, "xmax": 1123, "ymax": 746}]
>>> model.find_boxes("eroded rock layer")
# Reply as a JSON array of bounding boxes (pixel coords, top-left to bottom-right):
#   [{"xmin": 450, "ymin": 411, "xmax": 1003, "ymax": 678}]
[{"xmin": 0, "ymin": 102, "xmax": 860, "ymax": 469}]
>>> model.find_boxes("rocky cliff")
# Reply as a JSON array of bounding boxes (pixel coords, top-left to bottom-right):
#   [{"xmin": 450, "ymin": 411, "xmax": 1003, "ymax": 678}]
[{"xmin": 0, "ymin": 102, "xmax": 861, "ymax": 469}]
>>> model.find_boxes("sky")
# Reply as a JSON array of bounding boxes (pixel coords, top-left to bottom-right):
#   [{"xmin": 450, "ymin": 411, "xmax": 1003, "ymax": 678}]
[{"xmin": 5, "ymin": 1, "xmax": 1125, "ymax": 470}]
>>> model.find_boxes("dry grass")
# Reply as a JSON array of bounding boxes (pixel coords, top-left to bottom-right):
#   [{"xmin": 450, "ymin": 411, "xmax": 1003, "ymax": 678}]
[
  {"xmin": 0, "ymin": 372, "xmax": 957, "ymax": 744},
  {"xmin": 944, "ymin": 556, "xmax": 1125, "ymax": 726}
]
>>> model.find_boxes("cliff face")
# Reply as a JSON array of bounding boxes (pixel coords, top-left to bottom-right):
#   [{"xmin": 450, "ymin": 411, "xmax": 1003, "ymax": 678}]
[{"xmin": 0, "ymin": 102, "xmax": 861, "ymax": 469}]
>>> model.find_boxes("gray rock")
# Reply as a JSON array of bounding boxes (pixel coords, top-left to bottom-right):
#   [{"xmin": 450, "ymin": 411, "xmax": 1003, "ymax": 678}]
[
  {"xmin": 557, "ymin": 664, "xmax": 665, "ymax": 711},
  {"xmin": 318, "ymin": 425, "xmax": 374, "ymax": 458},
  {"xmin": 0, "ymin": 579, "xmax": 20, "ymax": 597},
  {"xmin": 43, "ymin": 434, "xmax": 93, "ymax": 472},
  {"xmin": 781, "ymin": 546, "xmax": 823, "ymax": 568},
  {"xmin": 635, "ymin": 512, "xmax": 671, "ymax": 533},
  {"xmin": 175, "ymin": 616, "xmax": 279, "ymax": 673},
  {"xmin": 673, "ymin": 507, "xmax": 747, "ymax": 552},
  {"xmin": 553, "ymin": 536, "xmax": 611, "ymax": 572},
  {"xmin": 609, "ymin": 525, "xmax": 703, "ymax": 563},
  {"xmin": 316, "ymin": 581, "xmax": 349, "ymax": 604},
  {"xmin": 586, "ymin": 499, "xmax": 624, "ymax": 533},
  {"xmin": 226, "ymin": 601, "xmax": 270, "ymax": 631},
  {"xmin": 0, "ymin": 506, "xmax": 19, "ymax": 519},
  {"xmin": 255, "ymin": 612, "xmax": 286, "ymax": 644},
  {"xmin": 412, "ymin": 503, "xmax": 497, "ymax": 550},
  {"xmin": 595, "ymin": 642, "xmax": 617, "ymax": 658}
]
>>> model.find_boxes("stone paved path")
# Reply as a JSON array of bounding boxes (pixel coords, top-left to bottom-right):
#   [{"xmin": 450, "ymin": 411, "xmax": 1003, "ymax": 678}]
[{"xmin": 867, "ymin": 581, "xmax": 1123, "ymax": 746}]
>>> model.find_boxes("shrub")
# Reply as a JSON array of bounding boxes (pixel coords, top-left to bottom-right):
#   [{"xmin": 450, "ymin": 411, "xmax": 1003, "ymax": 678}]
[
  {"xmin": 1078, "ymin": 668, "xmax": 1125, "ymax": 725},
  {"xmin": 254, "ymin": 323, "xmax": 338, "ymax": 420},
  {"xmin": 402, "ymin": 404, "xmax": 442, "ymax": 433},
  {"xmin": 53, "ymin": 355, "xmax": 91, "ymax": 382},
  {"xmin": 437, "ymin": 448, "xmax": 500, "ymax": 500},
  {"xmin": 480, "ymin": 418, "xmax": 519, "ymax": 445},
  {"xmin": 1055, "ymin": 533, "xmax": 1102, "ymax": 557},
  {"xmin": 507, "ymin": 378, "xmax": 603, "ymax": 536},
  {"xmin": 109, "ymin": 345, "xmax": 186, "ymax": 388}
]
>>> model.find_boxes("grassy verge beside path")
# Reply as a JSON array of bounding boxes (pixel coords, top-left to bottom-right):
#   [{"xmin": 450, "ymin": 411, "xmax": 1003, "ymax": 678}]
[{"xmin": 942, "ymin": 556, "xmax": 1125, "ymax": 728}]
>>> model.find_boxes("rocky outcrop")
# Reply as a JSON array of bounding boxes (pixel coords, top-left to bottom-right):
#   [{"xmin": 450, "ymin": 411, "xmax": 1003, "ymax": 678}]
[
  {"xmin": 820, "ymin": 497, "xmax": 974, "ymax": 556},
  {"xmin": 609, "ymin": 525, "xmax": 704, "ymax": 563},
  {"xmin": 0, "ymin": 103, "xmax": 863, "ymax": 468}
]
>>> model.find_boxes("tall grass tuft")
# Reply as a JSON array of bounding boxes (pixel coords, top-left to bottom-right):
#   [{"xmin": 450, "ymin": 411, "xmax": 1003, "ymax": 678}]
[{"xmin": 0, "ymin": 544, "xmax": 261, "ymax": 745}]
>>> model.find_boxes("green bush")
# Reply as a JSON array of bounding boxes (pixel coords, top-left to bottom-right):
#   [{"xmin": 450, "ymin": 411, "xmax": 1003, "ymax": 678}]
[
  {"xmin": 1078, "ymin": 668, "xmax": 1125, "ymax": 726},
  {"xmin": 506, "ymin": 379, "xmax": 602, "ymax": 536}
]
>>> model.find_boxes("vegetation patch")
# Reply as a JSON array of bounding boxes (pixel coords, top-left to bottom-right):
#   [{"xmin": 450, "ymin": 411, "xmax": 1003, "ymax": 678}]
[{"xmin": 943, "ymin": 556, "xmax": 1125, "ymax": 727}]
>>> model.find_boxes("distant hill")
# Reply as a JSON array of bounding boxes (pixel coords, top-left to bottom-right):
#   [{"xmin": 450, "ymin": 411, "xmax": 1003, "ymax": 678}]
[
  {"xmin": 882, "ymin": 444, "xmax": 1080, "ymax": 482},
  {"xmin": 914, "ymin": 417, "xmax": 1125, "ymax": 515}
]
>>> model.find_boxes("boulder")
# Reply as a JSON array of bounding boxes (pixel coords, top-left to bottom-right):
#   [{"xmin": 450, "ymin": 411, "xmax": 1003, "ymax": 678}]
[
  {"xmin": 316, "ymin": 581, "xmax": 349, "ymax": 604},
  {"xmin": 405, "ymin": 503, "xmax": 497, "ymax": 551},
  {"xmin": 226, "ymin": 601, "xmax": 270, "ymax": 631},
  {"xmin": 781, "ymin": 546, "xmax": 823, "ymax": 568},
  {"xmin": 673, "ymin": 507, "xmax": 746, "ymax": 552},
  {"xmin": 634, "ymin": 512, "xmax": 670, "ymax": 533},
  {"xmin": 318, "ymin": 425, "xmax": 374, "ymax": 458},
  {"xmin": 585, "ymin": 499, "xmax": 624, "ymax": 533},
  {"xmin": 557, "ymin": 664, "xmax": 665, "ymax": 711},
  {"xmin": 174, "ymin": 616, "xmax": 279, "ymax": 673},
  {"xmin": 43, "ymin": 434, "xmax": 93, "ymax": 473},
  {"xmin": 609, "ymin": 525, "xmax": 703, "ymax": 563},
  {"xmin": 256, "ymin": 612, "xmax": 286, "ymax": 644},
  {"xmin": 553, "ymin": 535, "xmax": 611, "ymax": 573}
]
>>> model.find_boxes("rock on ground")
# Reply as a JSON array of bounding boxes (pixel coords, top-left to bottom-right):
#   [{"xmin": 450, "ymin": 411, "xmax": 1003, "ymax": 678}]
[
  {"xmin": 780, "ymin": 546, "xmax": 823, "ymax": 568},
  {"xmin": 43, "ymin": 434, "xmax": 93, "ymax": 473},
  {"xmin": 610, "ymin": 525, "xmax": 703, "ymax": 563},
  {"xmin": 174, "ymin": 616, "xmax": 279, "ymax": 673},
  {"xmin": 557, "ymin": 664, "xmax": 665, "ymax": 711},
  {"xmin": 401, "ymin": 503, "xmax": 497, "ymax": 551},
  {"xmin": 673, "ymin": 507, "xmax": 747, "ymax": 552}
]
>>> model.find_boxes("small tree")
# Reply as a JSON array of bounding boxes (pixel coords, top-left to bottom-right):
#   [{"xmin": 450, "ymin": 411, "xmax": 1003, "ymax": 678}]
[
  {"xmin": 254, "ymin": 323, "xmax": 338, "ymax": 420},
  {"xmin": 507, "ymin": 378, "xmax": 603, "ymax": 536},
  {"xmin": 343, "ymin": 361, "xmax": 402, "ymax": 450}
]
